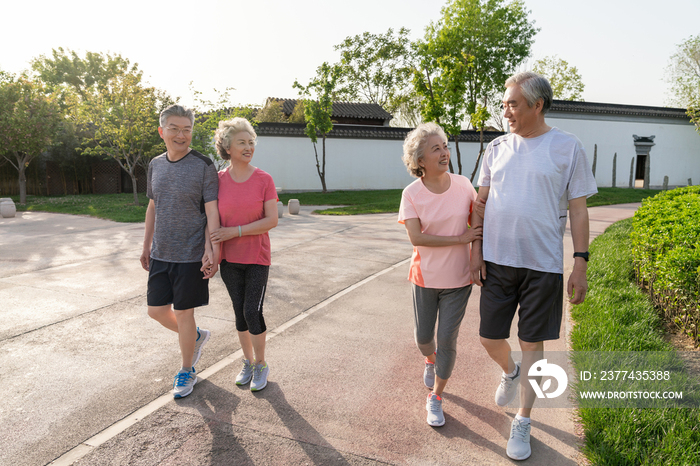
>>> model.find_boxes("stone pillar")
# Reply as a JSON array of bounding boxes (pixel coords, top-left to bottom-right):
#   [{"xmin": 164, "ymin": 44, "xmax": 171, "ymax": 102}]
[
  {"xmin": 592, "ymin": 144, "xmax": 597, "ymax": 178},
  {"xmin": 612, "ymin": 153, "xmax": 617, "ymax": 188},
  {"xmin": 663, "ymin": 176, "xmax": 669, "ymax": 190},
  {"xmin": 629, "ymin": 158, "xmax": 634, "ymax": 188}
]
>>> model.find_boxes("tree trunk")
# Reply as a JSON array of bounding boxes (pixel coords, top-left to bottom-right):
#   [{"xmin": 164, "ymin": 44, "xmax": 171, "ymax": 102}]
[
  {"xmin": 130, "ymin": 170, "xmax": 139, "ymax": 206},
  {"xmin": 471, "ymin": 126, "xmax": 485, "ymax": 183},
  {"xmin": 321, "ymin": 134, "xmax": 327, "ymax": 193},
  {"xmin": 18, "ymin": 165, "xmax": 27, "ymax": 204},
  {"xmin": 453, "ymin": 135, "xmax": 462, "ymax": 175}
]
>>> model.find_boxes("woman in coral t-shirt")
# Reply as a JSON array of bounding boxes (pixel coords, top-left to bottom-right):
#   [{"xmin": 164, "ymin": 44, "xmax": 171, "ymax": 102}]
[
  {"xmin": 398, "ymin": 122, "xmax": 482, "ymax": 427},
  {"xmin": 210, "ymin": 117, "xmax": 278, "ymax": 392}
]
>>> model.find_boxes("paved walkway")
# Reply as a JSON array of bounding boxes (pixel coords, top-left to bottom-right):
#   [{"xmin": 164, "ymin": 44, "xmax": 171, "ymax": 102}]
[{"xmin": 0, "ymin": 203, "xmax": 640, "ymax": 466}]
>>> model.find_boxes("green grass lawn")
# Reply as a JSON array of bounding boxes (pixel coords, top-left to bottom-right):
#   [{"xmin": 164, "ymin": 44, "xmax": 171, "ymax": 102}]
[
  {"xmin": 571, "ymin": 218, "xmax": 700, "ymax": 465},
  {"xmin": 11, "ymin": 186, "xmax": 662, "ymax": 222}
]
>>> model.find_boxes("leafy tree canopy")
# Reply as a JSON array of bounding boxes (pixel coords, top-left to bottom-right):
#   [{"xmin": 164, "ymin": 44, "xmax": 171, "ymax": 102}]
[
  {"xmin": 665, "ymin": 35, "xmax": 700, "ymax": 133},
  {"xmin": 532, "ymin": 55, "xmax": 585, "ymax": 101}
]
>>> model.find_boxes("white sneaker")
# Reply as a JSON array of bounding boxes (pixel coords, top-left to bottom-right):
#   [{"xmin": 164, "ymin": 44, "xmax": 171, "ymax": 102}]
[
  {"xmin": 495, "ymin": 361, "xmax": 521, "ymax": 406},
  {"xmin": 506, "ymin": 418, "xmax": 532, "ymax": 460},
  {"xmin": 173, "ymin": 368, "xmax": 197, "ymax": 399},
  {"xmin": 251, "ymin": 363, "xmax": 269, "ymax": 391},
  {"xmin": 192, "ymin": 328, "xmax": 210, "ymax": 367},
  {"xmin": 235, "ymin": 359, "xmax": 254, "ymax": 385},
  {"xmin": 425, "ymin": 392, "xmax": 445, "ymax": 427},
  {"xmin": 423, "ymin": 358, "xmax": 435, "ymax": 389}
]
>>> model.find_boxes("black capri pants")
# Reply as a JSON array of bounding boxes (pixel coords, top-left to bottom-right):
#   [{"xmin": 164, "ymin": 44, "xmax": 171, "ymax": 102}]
[{"xmin": 220, "ymin": 261, "xmax": 269, "ymax": 335}]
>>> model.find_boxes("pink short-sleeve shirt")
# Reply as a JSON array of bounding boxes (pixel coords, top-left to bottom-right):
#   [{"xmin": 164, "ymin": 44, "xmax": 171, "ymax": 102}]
[
  {"xmin": 217, "ymin": 167, "xmax": 278, "ymax": 266},
  {"xmin": 398, "ymin": 173, "xmax": 477, "ymax": 289}
]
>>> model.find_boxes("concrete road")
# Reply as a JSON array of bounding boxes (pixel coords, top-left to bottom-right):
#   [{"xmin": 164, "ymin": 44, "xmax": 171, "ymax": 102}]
[{"xmin": 0, "ymin": 203, "xmax": 640, "ymax": 466}]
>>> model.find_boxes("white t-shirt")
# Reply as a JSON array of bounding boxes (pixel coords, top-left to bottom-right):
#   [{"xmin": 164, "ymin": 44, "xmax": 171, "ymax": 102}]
[
  {"xmin": 478, "ymin": 127, "xmax": 597, "ymax": 274},
  {"xmin": 398, "ymin": 173, "xmax": 477, "ymax": 289}
]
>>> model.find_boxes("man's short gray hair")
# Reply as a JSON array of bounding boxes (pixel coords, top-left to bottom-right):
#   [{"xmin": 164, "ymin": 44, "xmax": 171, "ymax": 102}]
[
  {"xmin": 505, "ymin": 71, "xmax": 553, "ymax": 114},
  {"xmin": 402, "ymin": 122, "xmax": 448, "ymax": 178},
  {"xmin": 160, "ymin": 104, "xmax": 195, "ymax": 127}
]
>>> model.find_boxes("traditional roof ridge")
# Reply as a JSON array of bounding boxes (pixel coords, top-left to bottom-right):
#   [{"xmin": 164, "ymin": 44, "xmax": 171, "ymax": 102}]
[
  {"xmin": 256, "ymin": 121, "xmax": 504, "ymax": 142},
  {"xmin": 550, "ymin": 100, "xmax": 688, "ymax": 119}
]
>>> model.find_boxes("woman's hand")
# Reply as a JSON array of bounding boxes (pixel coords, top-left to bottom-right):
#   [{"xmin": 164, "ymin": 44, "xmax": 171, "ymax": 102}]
[
  {"xmin": 459, "ymin": 225, "xmax": 483, "ymax": 244},
  {"xmin": 210, "ymin": 227, "xmax": 236, "ymax": 245}
]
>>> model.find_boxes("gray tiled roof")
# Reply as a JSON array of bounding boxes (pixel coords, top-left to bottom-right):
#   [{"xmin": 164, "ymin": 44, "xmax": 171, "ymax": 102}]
[
  {"xmin": 550, "ymin": 100, "xmax": 688, "ymax": 119},
  {"xmin": 268, "ymin": 98, "xmax": 393, "ymax": 121},
  {"xmin": 256, "ymin": 122, "xmax": 503, "ymax": 142}
]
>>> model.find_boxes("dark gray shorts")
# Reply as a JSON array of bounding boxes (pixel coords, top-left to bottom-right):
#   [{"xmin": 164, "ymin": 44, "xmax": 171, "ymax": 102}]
[
  {"xmin": 479, "ymin": 262, "xmax": 563, "ymax": 343},
  {"xmin": 147, "ymin": 259, "xmax": 209, "ymax": 310}
]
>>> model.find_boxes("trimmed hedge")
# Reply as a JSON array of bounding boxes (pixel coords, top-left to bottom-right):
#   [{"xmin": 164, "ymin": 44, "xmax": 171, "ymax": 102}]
[{"xmin": 631, "ymin": 186, "xmax": 700, "ymax": 345}]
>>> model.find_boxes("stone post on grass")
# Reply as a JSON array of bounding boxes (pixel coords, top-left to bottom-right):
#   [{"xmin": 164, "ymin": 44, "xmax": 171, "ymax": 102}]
[
  {"xmin": 612, "ymin": 152, "xmax": 617, "ymax": 188},
  {"xmin": 663, "ymin": 176, "xmax": 669, "ymax": 190},
  {"xmin": 689, "ymin": 178, "xmax": 693, "ymax": 186},
  {"xmin": 592, "ymin": 144, "xmax": 597, "ymax": 178},
  {"xmin": 629, "ymin": 158, "xmax": 634, "ymax": 188}
]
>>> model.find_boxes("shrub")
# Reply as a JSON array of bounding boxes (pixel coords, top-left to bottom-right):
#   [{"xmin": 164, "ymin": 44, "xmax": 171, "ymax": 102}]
[{"xmin": 631, "ymin": 186, "xmax": 700, "ymax": 344}]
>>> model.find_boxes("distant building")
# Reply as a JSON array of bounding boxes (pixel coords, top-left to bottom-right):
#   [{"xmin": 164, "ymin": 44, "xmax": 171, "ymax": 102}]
[{"xmin": 547, "ymin": 100, "xmax": 698, "ymax": 189}]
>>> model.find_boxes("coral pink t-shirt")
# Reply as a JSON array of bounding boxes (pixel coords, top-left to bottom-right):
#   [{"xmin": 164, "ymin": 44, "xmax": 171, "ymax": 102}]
[
  {"xmin": 398, "ymin": 173, "xmax": 477, "ymax": 289},
  {"xmin": 217, "ymin": 167, "xmax": 277, "ymax": 266}
]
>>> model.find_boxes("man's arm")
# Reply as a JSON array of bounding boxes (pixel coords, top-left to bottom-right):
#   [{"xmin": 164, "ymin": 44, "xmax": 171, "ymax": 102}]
[
  {"xmin": 567, "ymin": 196, "xmax": 590, "ymax": 304},
  {"xmin": 140, "ymin": 199, "xmax": 155, "ymax": 271},
  {"xmin": 470, "ymin": 186, "xmax": 489, "ymax": 286},
  {"xmin": 203, "ymin": 200, "xmax": 220, "ymax": 279}
]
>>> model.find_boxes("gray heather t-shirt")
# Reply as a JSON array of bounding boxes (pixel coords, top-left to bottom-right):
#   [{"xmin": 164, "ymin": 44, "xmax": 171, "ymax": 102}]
[{"xmin": 147, "ymin": 150, "xmax": 219, "ymax": 263}]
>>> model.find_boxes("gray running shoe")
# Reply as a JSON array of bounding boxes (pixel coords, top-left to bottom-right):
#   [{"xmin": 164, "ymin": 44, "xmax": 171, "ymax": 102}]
[
  {"xmin": 235, "ymin": 359, "xmax": 254, "ymax": 385},
  {"xmin": 192, "ymin": 328, "xmax": 210, "ymax": 367},
  {"xmin": 425, "ymin": 392, "xmax": 445, "ymax": 427},
  {"xmin": 506, "ymin": 418, "xmax": 532, "ymax": 460},
  {"xmin": 495, "ymin": 361, "xmax": 521, "ymax": 407},
  {"xmin": 173, "ymin": 368, "xmax": 197, "ymax": 399},
  {"xmin": 251, "ymin": 363, "xmax": 269, "ymax": 391},
  {"xmin": 424, "ymin": 358, "xmax": 435, "ymax": 389}
]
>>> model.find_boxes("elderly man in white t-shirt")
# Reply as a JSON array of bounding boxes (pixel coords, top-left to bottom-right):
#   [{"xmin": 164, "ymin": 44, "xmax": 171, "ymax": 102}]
[{"xmin": 470, "ymin": 72, "xmax": 597, "ymax": 461}]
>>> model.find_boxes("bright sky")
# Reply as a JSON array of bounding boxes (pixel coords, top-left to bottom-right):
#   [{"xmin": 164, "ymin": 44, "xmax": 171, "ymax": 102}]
[{"xmin": 2, "ymin": 0, "xmax": 698, "ymax": 110}]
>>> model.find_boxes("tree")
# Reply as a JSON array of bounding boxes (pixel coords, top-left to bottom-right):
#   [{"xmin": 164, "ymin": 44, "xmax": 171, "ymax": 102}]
[
  {"xmin": 32, "ymin": 48, "xmax": 136, "ymax": 107},
  {"xmin": 414, "ymin": 0, "xmax": 537, "ymax": 178},
  {"xmin": 0, "ymin": 76, "xmax": 62, "ymax": 203},
  {"xmin": 255, "ymin": 99, "xmax": 287, "ymax": 123},
  {"xmin": 532, "ymin": 56, "xmax": 584, "ymax": 101},
  {"xmin": 293, "ymin": 62, "xmax": 341, "ymax": 193},
  {"xmin": 334, "ymin": 28, "xmax": 417, "ymax": 124},
  {"xmin": 666, "ymin": 35, "xmax": 700, "ymax": 133},
  {"xmin": 189, "ymin": 83, "xmax": 257, "ymax": 170},
  {"xmin": 79, "ymin": 72, "xmax": 172, "ymax": 205}
]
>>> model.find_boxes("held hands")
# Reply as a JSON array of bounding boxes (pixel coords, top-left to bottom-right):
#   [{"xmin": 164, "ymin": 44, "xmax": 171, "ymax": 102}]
[{"xmin": 201, "ymin": 247, "xmax": 218, "ymax": 279}]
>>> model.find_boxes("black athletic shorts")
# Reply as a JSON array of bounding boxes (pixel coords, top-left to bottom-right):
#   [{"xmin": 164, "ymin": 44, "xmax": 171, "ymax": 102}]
[
  {"xmin": 147, "ymin": 259, "xmax": 209, "ymax": 310},
  {"xmin": 479, "ymin": 261, "xmax": 563, "ymax": 343}
]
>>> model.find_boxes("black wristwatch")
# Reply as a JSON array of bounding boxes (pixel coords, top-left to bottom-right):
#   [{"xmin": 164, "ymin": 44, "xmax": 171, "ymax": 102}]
[{"xmin": 573, "ymin": 251, "xmax": 590, "ymax": 262}]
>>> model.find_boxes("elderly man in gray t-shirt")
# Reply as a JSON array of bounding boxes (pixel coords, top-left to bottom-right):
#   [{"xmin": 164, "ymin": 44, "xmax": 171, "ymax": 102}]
[
  {"xmin": 470, "ymin": 72, "xmax": 597, "ymax": 461},
  {"xmin": 139, "ymin": 104, "xmax": 220, "ymax": 399}
]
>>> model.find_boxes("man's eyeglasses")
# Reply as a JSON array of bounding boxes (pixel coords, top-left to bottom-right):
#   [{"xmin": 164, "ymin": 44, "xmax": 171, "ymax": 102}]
[{"xmin": 165, "ymin": 127, "xmax": 192, "ymax": 136}]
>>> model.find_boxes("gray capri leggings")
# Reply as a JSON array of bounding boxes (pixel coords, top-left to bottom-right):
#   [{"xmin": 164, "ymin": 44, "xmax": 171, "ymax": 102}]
[{"xmin": 412, "ymin": 283, "xmax": 472, "ymax": 380}]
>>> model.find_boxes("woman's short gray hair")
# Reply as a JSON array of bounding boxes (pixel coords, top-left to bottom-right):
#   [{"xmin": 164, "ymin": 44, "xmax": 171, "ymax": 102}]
[
  {"xmin": 402, "ymin": 122, "xmax": 448, "ymax": 178},
  {"xmin": 214, "ymin": 117, "xmax": 257, "ymax": 160},
  {"xmin": 160, "ymin": 104, "xmax": 195, "ymax": 127},
  {"xmin": 505, "ymin": 71, "xmax": 553, "ymax": 114}
]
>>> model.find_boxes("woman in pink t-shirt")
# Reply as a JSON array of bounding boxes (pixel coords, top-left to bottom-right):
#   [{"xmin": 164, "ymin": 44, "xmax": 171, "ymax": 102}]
[
  {"xmin": 210, "ymin": 117, "xmax": 278, "ymax": 392},
  {"xmin": 398, "ymin": 122, "xmax": 482, "ymax": 427}
]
